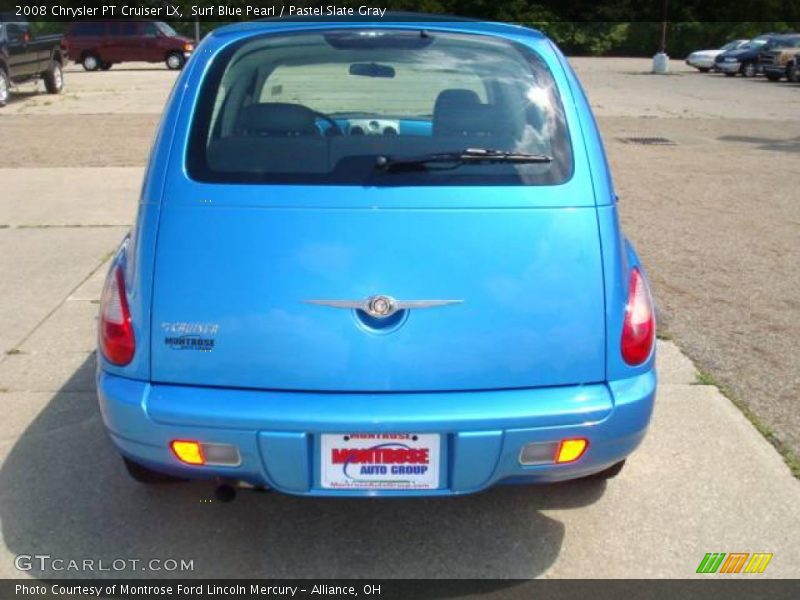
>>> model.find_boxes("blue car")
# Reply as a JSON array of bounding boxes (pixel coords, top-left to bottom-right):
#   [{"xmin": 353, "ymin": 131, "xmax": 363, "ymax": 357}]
[{"xmin": 97, "ymin": 17, "xmax": 657, "ymax": 497}]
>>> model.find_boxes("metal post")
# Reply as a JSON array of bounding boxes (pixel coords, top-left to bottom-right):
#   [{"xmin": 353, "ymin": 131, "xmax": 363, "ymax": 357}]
[{"xmin": 660, "ymin": 0, "xmax": 669, "ymax": 54}]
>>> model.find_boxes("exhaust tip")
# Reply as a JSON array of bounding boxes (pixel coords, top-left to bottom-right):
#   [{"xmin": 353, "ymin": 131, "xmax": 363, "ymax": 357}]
[{"xmin": 214, "ymin": 483, "xmax": 237, "ymax": 503}]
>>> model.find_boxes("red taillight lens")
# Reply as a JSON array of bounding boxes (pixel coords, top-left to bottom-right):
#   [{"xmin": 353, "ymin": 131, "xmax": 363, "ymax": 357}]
[
  {"xmin": 621, "ymin": 267, "xmax": 655, "ymax": 366},
  {"xmin": 99, "ymin": 266, "xmax": 135, "ymax": 365}
]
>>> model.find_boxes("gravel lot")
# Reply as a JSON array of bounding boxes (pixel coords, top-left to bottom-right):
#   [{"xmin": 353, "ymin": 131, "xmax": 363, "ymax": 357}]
[{"xmin": 2, "ymin": 58, "xmax": 796, "ymax": 460}]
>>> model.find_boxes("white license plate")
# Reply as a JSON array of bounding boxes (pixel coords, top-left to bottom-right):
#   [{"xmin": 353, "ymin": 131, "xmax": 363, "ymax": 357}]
[{"xmin": 320, "ymin": 433, "xmax": 440, "ymax": 490}]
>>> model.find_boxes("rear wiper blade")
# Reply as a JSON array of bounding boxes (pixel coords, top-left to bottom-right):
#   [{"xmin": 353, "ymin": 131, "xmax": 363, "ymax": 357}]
[{"xmin": 375, "ymin": 148, "xmax": 553, "ymax": 172}]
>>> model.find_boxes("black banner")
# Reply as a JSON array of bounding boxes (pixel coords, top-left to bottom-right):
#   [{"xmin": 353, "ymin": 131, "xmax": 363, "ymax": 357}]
[
  {"xmin": 3, "ymin": 580, "xmax": 800, "ymax": 600},
  {"xmin": 1, "ymin": 0, "xmax": 800, "ymax": 23}
]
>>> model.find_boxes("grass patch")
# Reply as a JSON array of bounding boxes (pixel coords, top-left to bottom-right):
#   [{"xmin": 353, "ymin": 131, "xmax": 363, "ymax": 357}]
[
  {"xmin": 693, "ymin": 370, "xmax": 716, "ymax": 386},
  {"xmin": 694, "ymin": 367, "xmax": 800, "ymax": 478},
  {"xmin": 5, "ymin": 348, "xmax": 22, "ymax": 355},
  {"xmin": 0, "ymin": 387, "xmax": 8, "ymax": 393}
]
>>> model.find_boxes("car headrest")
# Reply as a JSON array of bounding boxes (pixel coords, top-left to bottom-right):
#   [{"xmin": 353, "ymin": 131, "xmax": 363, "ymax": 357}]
[
  {"xmin": 237, "ymin": 103, "xmax": 320, "ymax": 137},
  {"xmin": 434, "ymin": 89, "xmax": 481, "ymax": 112},
  {"xmin": 432, "ymin": 89, "xmax": 481, "ymax": 136},
  {"xmin": 432, "ymin": 88, "xmax": 519, "ymax": 138}
]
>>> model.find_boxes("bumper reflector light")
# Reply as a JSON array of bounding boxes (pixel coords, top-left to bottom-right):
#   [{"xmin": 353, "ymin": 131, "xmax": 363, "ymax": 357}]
[
  {"xmin": 555, "ymin": 438, "xmax": 588, "ymax": 464},
  {"xmin": 171, "ymin": 440, "xmax": 204, "ymax": 465},
  {"xmin": 519, "ymin": 442, "xmax": 559, "ymax": 465},
  {"xmin": 201, "ymin": 442, "xmax": 242, "ymax": 466},
  {"xmin": 170, "ymin": 440, "xmax": 241, "ymax": 467}
]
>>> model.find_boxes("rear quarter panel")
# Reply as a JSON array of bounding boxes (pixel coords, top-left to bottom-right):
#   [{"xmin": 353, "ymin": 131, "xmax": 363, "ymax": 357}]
[
  {"xmin": 96, "ymin": 56, "xmax": 198, "ymax": 379},
  {"xmin": 549, "ymin": 40, "xmax": 656, "ymax": 380}
]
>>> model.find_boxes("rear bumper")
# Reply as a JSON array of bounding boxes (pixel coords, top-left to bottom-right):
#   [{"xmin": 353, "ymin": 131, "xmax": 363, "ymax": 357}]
[{"xmin": 97, "ymin": 370, "xmax": 656, "ymax": 497}]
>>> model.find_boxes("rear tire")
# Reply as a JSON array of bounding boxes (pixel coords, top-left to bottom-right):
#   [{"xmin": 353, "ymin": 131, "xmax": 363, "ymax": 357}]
[
  {"xmin": 787, "ymin": 63, "xmax": 799, "ymax": 83},
  {"xmin": 0, "ymin": 68, "xmax": 9, "ymax": 107},
  {"xmin": 765, "ymin": 73, "xmax": 782, "ymax": 82},
  {"xmin": 582, "ymin": 460, "xmax": 626, "ymax": 481},
  {"xmin": 100, "ymin": 62, "xmax": 112, "ymax": 71},
  {"xmin": 165, "ymin": 51, "xmax": 184, "ymax": 71},
  {"xmin": 82, "ymin": 53, "xmax": 100, "ymax": 72},
  {"xmin": 123, "ymin": 456, "xmax": 185, "ymax": 484},
  {"xmin": 43, "ymin": 61, "xmax": 63, "ymax": 94}
]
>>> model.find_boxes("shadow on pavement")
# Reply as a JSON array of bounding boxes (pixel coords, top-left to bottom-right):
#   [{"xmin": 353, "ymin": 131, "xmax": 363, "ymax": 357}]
[
  {"xmin": 0, "ymin": 355, "xmax": 607, "ymax": 579},
  {"xmin": 3, "ymin": 90, "xmax": 44, "ymax": 105},
  {"xmin": 718, "ymin": 135, "xmax": 800, "ymax": 154}
]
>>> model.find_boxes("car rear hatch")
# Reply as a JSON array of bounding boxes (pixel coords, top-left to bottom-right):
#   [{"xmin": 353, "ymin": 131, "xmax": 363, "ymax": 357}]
[
  {"xmin": 148, "ymin": 26, "xmax": 607, "ymax": 393},
  {"xmin": 150, "ymin": 191, "xmax": 606, "ymax": 392}
]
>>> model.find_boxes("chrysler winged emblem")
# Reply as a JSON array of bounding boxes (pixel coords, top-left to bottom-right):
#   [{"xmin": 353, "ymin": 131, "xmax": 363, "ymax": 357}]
[{"xmin": 303, "ymin": 295, "xmax": 462, "ymax": 319}]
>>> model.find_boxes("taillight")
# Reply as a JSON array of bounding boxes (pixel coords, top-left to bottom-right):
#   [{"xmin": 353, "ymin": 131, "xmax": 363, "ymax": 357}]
[
  {"xmin": 99, "ymin": 266, "xmax": 135, "ymax": 365},
  {"xmin": 621, "ymin": 267, "xmax": 655, "ymax": 365}
]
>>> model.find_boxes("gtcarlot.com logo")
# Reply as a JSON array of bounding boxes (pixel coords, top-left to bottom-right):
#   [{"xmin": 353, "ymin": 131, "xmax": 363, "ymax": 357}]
[
  {"xmin": 697, "ymin": 552, "xmax": 773, "ymax": 574},
  {"xmin": 15, "ymin": 554, "xmax": 194, "ymax": 572}
]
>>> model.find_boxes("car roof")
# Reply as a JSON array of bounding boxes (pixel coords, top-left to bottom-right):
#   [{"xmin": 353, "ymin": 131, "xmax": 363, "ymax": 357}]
[{"xmin": 212, "ymin": 13, "xmax": 543, "ymax": 41}]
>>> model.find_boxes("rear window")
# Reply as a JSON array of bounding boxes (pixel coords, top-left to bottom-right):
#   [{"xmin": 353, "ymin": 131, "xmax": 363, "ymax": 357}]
[{"xmin": 187, "ymin": 29, "xmax": 573, "ymax": 186}]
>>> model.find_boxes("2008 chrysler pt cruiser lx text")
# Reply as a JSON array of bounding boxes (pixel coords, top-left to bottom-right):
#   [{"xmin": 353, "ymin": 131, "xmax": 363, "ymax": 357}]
[{"xmin": 96, "ymin": 17, "xmax": 657, "ymax": 497}]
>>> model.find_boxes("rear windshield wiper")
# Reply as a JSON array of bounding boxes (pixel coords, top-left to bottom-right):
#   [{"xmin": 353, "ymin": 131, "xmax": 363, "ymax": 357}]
[{"xmin": 375, "ymin": 148, "xmax": 553, "ymax": 172}]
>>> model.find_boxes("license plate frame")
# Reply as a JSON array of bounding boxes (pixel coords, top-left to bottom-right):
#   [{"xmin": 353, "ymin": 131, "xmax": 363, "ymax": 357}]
[{"xmin": 320, "ymin": 433, "xmax": 441, "ymax": 490}]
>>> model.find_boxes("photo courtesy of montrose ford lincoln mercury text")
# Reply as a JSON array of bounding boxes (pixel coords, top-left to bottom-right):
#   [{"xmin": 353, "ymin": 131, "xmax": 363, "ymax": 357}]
[{"xmin": 96, "ymin": 17, "xmax": 657, "ymax": 497}]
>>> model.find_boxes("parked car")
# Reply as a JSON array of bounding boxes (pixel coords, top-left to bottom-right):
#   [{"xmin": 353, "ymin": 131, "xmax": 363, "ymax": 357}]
[
  {"xmin": 97, "ymin": 18, "xmax": 657, "ymax": 498},
  {"xmin": 64, "ymin": 20, "xmax": 194, "ymax": 71},
  {"xmin": 0, "ymin": 15, "xmax": 64, "ymax": 107},
  {"xmin": 714, "ymin": 35, "xmax": 774, "ymax": 77},
  {"xmin": 685, "ymin": 39, "xmax": 748, "ymax": 72},
  {"xmin": 759, "ymin": 34, "xmax": 800, "ymax": 81},
  {"xmin": 787, "ymin": 51, "xmax": 800, "ymax": 82}
]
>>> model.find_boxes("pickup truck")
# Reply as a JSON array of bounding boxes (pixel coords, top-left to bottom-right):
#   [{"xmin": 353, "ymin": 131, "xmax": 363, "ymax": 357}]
[
  {"xmin": 759, "ymin": 34, "xmax": 800, "ymax": 81},
  {"xmin": 0, "ymin": 14, "xmax": 65, "ymax": 107}
]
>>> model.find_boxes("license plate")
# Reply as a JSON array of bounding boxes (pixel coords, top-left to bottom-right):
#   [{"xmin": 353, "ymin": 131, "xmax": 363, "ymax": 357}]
[{"xmin": 320, "ymin": 433, "xmax": 440, "ymax": 490}]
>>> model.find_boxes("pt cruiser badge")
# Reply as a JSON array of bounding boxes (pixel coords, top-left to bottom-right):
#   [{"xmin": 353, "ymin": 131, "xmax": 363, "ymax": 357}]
[{"xmin": 303, "ymin": 296, "xmax": 463, "ymax": 319}]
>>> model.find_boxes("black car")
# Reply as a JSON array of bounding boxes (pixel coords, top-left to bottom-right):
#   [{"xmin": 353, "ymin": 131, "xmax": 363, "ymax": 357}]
[
  {"xmin": 714, "ymin": 34, "xmax": 776, "ymax": 77},
  {"xmin": 0, "ymin": 15, "xmax": 65, "ymax": 107}
]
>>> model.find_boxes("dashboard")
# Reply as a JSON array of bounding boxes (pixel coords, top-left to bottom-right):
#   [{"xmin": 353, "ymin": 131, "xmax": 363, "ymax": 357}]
[{"xmin": 345, "ymin": 118, "xmax": 400, "ymax": 136}]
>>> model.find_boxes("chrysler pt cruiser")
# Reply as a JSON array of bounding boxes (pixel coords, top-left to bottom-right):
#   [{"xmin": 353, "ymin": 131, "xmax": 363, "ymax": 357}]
[{"xmin": 97, "ymin": 17, "xmax": 657, "ymax": 497}]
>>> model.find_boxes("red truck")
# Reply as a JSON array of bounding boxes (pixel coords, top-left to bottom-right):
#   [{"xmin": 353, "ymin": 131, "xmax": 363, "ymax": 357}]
[{"xmin": 64, "ymin": 21, "xmax": 194, "ymax": 71}]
